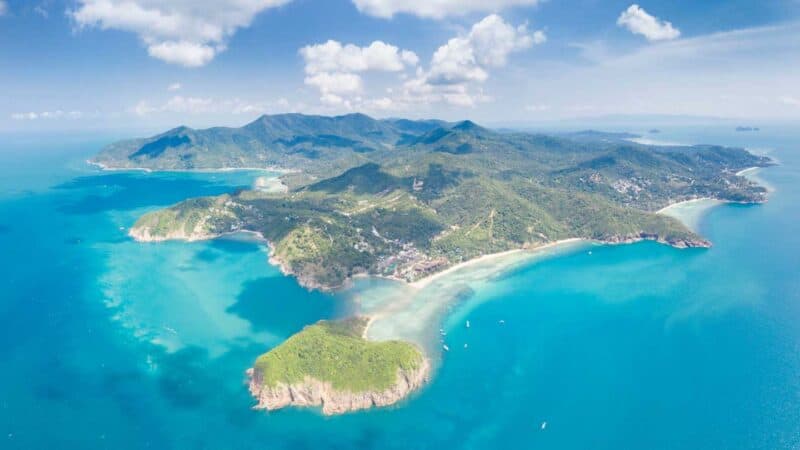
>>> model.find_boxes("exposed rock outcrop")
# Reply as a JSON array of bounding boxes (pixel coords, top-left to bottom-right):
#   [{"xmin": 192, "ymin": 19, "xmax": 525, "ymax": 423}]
[
  {"xmin": 601, "ymin": 233, "xmax": 711, "ymax": 249},
  {"xmin": 128, "ymin": 225, "xmax": 218, "ymax": 242},
  {"xmin": 247, "ymin": 358, "xmax": 431, "ymax": 415}
]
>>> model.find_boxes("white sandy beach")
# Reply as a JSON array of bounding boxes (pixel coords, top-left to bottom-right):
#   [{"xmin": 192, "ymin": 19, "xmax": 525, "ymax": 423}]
[
  {"xmin": 656, "ymin": 166, "xmax": 773, "ymax": 231},
  {"xmin": 737, "ymin": 166, "xmax": 775, "ymax": 192},
  {"xmin": 737, "ymin": 167, "xmax": 758, "ymax": 177},
  {"xmin": 656, "ymin": 197, "xmax": 714, "ymax": 214},
  {"xmin": 657, "ymin": 198, "xmax": 723, "ymax": 232},
  {"xmin": 410, "ymin": 238, "xmax": 585, "ymax": 290},
  {"xmin": 626, "ymin": 136, "xmax": 687, "ymax": 146}
]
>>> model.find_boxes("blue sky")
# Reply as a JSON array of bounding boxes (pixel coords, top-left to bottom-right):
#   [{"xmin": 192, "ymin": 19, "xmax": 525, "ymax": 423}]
[{"xmin": 1, "ymin": 0, "xmax": 799, "ymax": 132}]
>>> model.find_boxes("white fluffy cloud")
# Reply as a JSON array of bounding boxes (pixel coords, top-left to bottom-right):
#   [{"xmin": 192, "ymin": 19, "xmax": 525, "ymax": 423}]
[
  {"xmin": 167, "ymin": 82, "xmax": 182, "ymax": 91},
  {"xmin": 301, "ymin": 40, "xmax": 418, "ymax": 74},
  {"xmin": 427, "ymin": 14, "xmax": 540, "ymax": 85},
  {"xmin": 66, "ymin": 0, "xmax": 537, "ymax": 69},
  {"xmin": 427, "ymin": 37, "xmax": 489, "ymax": 85},
  {"xmin": 507, "ymin": 23, "xmax": 800, "ymax": 120},
  {"xmin": 405, "ymin": 14, "xmax": 543, "ymax": 106},
  {"xmin": 71, "ymin": 0, "xmax": 292, "ymax": 67},
  {"xmin": 0, "ymin": 1, "xmax": 8, "ymax": 16},
  {"xmin": 470, "ymin": 15, "xmax": 545, "ymax": 66},
  {"xmin": 300, "ymin": 40, "xmax": 418, "ymax": 108},
  {"xmin": 134, "ymin": 96, "xmax": 215, "ymax": 116},
  {"xmin": 304, "ymin": 72, "xmax": 364, "ymax": 96},
  {"xmin": 617, "ymin": 4, "xmax": 680, "ymax": 42},
  {"xmin": 132, "ymin": 96, "xmax": 292, "ymax": 116},
  {"xmin": 147, "ymin": 41, "xmax": 218, "ymax": 67},
  {"xmin": 11, "ymin": 110, "xmax": 83, "ymax": 120},
  {"xmin": 351, "ymin": 0, "xmax": 540, "ymax": 19},
  {"xmin": 295, "ymin": 15, "xmax": 540, "ymax": 111}
]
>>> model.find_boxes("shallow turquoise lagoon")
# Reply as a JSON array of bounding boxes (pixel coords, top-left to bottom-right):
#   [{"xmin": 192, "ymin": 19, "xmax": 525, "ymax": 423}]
[{"xmin": 0, "ymin": 127, "xmax": 798, "ymax": 449}]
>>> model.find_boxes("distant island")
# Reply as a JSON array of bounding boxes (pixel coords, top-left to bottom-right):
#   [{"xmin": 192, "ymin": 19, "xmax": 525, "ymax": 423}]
[
  {"xmin": 736, "ymin": 126, "xmax": 760, "ymax": 132},
  {"xmin": 92, "ymin": 113, "xmax": 772, "ymax": 414}
]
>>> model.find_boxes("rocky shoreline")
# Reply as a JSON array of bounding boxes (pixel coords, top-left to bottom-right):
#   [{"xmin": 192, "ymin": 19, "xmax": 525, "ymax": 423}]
[
  {"xmin": 128, "ymin": 225, "xmax": 348, "ymax": 291},
  {"xmin": 601, "ymin": 232, "xmax": 711, "ymax": 249},
  {"xmin": 246, "ymin": 358, "xmax": 431, "ymax": 415},
  {"xmin": 128, "ymin": 224, "xmax": 219, "ymax": 243}
]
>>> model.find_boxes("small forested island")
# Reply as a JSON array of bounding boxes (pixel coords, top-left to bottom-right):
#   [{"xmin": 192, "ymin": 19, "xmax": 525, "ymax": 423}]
[
  {"xmin": 93, "ymin": 113, "xmax": 772, "ymax": 414},
  {"xmin": 247, "ymin": 318, "xmax": 429, "ymax": 415}
]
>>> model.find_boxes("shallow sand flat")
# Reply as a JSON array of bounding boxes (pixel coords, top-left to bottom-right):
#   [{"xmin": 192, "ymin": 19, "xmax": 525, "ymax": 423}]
[
  {"xmin": 657, "ymin": 198, "xmax": 724, "ymax": 232},
  {"xmin": 410, "ymin": 239, "xmax": 585, "ymax": 290},
  {"xmin": 353, "ymin": 239, "xmax": 589, "ymax": 350},
  {"xmin": 354, "ymin": 193, "xmax": 746, "ymax": 350}
]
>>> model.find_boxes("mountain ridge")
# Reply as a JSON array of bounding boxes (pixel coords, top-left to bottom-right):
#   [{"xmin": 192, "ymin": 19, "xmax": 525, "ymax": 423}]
[{"xmin": 113, "ymin": 113, "xmax": 772, "ymax": 291}]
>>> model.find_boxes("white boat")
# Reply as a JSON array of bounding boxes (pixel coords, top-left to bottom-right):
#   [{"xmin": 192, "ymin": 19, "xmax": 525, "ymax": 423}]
[
  {"xmin": 466, "ymin": 320, "xmax": 471, "ymax": 328},
  {"xmin": 443, "ymin": 344, "xmax": 450, "ymax": 352},
  {"xmin": 541, "ymin": 421, "xmax": 547, "ymax": 430},
  {"xmin": 464, "ymin": 343, "xmax": 468, "ymax": 349}
]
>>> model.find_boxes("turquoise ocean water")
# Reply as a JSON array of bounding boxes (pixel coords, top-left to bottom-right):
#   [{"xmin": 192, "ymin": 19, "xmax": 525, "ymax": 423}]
[{"xmin": 0, "ymin": 126, "xmax": 798, "ymax": 449}]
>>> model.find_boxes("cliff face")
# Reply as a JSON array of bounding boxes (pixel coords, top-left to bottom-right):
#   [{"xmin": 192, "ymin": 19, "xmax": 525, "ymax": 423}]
[{"xmin": 247, "ymin": 359, "xmax": 431, "ymax": 415}]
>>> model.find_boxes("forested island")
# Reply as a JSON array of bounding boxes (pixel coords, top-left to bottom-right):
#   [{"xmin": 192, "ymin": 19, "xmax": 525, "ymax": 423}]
[
  {"xmin": 93, "ymin": 113, "xmax": 772, "ymax": 414},
  {"xmin": 248, "ymin": 318, "xmax": 429, "ymax": 415}
]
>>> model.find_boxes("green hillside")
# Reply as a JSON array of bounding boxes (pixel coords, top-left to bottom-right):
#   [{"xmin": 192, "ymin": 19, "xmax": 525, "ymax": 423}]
[
  {"xmin": 252, "ymin": 318, "xmax": 424, "ymax": 393},
  {"xmin": 118, "ymin": 114, "xmax": 771, "ymax": 289}
]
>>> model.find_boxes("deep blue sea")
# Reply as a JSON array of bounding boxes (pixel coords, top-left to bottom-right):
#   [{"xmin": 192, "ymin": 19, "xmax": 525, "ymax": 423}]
[{"xmin": 1, "ymin": 126, "xmax": 798, "ymax": 449}]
